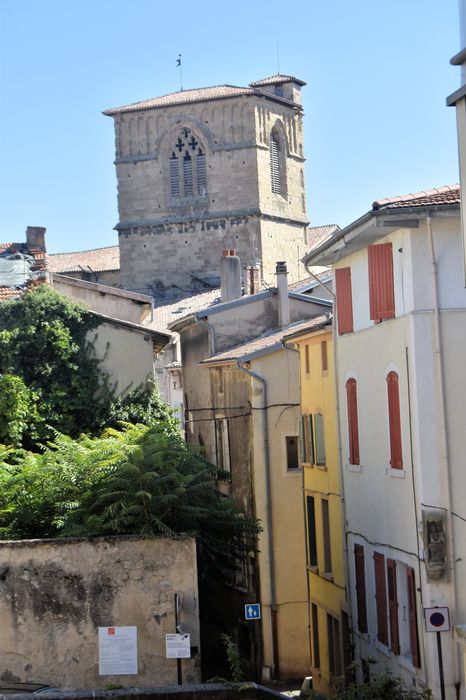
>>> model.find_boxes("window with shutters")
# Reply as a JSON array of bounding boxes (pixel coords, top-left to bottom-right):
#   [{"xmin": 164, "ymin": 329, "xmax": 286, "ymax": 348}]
[
  {"xmin": 354, "ymin": 544, "xmax": 368, "ymax": 633},
  {"xmin": 321, "ymin": 340, "xmax": 328, "ymax": 373},
  {"xmin": 386, "ymin": 371, "xmax": 403, "ymax": 468},
  {"xmin": 368, "ymin": 243, "xmax": 395, "ymax": 321},
  {"xmin": 327, "ymin": 614, "xmax": 342, "ymax": 676},
  {"xmin": 269, "ymin": 129, "xmax": 286, "ymax": 196},
  {"xmin": 215, "ymin": 416, "xmax": 231, "ymax": 473},
  {"xmin": 169, "ymin": 127, "xmax": 207, "ymax": 199},
  {"xmin": 335, "ymin": 267, "xmax": 354, "ymax": 335},
  {"xmin": 300, "ymin": 414, "xmax": 315, "ymax": 464},
  {"xmin": 322, "ymin": 498, "xmax": 332, "ymax": 574},
  {"xmin": 315, "ymin": 413, "xmax": 326, "ymax": 466},
  {"xmin": 346, "ymin": 378, "xmax": 360, "ymax": 465},
  {"xmin": 373, "ymin": 551, "xmax": 389, "ymax": 646},
  {"xmin": 311, "ymin": 604, "xmax": 320, "ymax": 668},
  {"xmin": 387, "ymin": 559, "xmax": 400, "ymax": 655},
  {"xmin": 306, "ymin": 496, "xmax": 318, "ymax": 568}
]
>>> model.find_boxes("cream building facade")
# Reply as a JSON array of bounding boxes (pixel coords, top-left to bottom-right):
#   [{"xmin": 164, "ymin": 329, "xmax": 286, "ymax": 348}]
[
  {"xmin": 103, "ymin": 76, "xmax": 310, "ymax": 295},
  {"xmin": 306, "ymin": 186, "xmax": 466, "ymax": 700}
]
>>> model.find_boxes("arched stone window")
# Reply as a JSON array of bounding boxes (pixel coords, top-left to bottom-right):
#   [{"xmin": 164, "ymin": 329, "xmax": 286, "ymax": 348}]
[
  {"xmin": 169, "ymin": 127, "xmax": 207, "ymax": 199},
  {"xmin": 269, "ymin": 128, "xmax": 286, "ymax": 195}
]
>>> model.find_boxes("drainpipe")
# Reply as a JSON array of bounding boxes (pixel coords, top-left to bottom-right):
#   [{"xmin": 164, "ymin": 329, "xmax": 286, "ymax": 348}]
[
  {"xmin": 237, "ymin": 361, "xmax": 279, "ymax": 680},
  {"xmin": 304, "ymin": 261, "xmax": 336, "ymax": 300},
  {"xmin": 426, "ymin": 214, "xmax": 460, "ymax": 688}
]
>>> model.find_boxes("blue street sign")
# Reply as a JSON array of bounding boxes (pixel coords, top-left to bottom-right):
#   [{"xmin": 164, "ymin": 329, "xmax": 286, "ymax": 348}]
[{"xmin": 245, "ymin": 603, "xmax": 261, "ymax": 620}]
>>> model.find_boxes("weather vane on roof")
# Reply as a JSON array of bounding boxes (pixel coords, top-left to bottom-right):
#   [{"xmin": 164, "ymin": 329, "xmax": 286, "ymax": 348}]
[{"xmin": 176, "ymin": 54, "xmax": 183, "ymax": 91}]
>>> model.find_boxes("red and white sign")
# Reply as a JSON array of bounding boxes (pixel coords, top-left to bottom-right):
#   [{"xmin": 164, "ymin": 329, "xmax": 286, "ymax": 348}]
[{"xmin": 424, "ymin": 607, "xmax": 450, "ymax": 633}]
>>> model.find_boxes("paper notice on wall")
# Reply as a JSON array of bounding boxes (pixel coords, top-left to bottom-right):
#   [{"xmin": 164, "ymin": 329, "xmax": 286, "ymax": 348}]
[
  {"xmin": 165, "ymin": 633, "xmax": 191, "ymax": 658},
  {"xmin": 98, "ymin": 626, "xmax": 138, "ymax": 675}
]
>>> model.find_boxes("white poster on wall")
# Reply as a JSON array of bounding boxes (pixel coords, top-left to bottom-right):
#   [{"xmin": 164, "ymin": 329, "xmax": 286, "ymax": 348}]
[
  {"xmin": 98, "ymin": 626, "xmax": 138, "ymax": 675},
  {"xmin": 165, "ymin": 633, "xmax": 191, "ymax": 658}
]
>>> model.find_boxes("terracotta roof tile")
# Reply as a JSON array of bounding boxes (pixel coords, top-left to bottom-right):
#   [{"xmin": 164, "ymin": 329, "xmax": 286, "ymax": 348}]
[
  {"xmin": 372, "ymin": 184, "xmax": 460, "ymax": 210},
  {"xmin": 288, "ymin": 270, "xmax": 332, "ymax": 292},
  {"xmin": 104, "ymin": 85, "xmax": 255, "ymax": 115},
  {"xmin": 201, "ymin": 314, "xmax": 331, "ymax": 365},
  {"xmin": 147, "ymin": 289, "xmax": 222, "ymax": 331},
  {"xmin": 0, "ymin": 287, "xmax": 21, "ymax": 301},
  {"xmin": 307, "ymin": 224, "xmax": 340, "ymax": 250},
  {"xmin": 49, "ymin": 246, "xmax": 120, "ymax": 273},
  {"xmin": 249, "ymin": 74, "xmax": 306, "ymax": 87}
]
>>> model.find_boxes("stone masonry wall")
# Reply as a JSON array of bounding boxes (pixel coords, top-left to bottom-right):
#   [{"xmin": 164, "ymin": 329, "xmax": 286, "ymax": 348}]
[
  {"xmin": 0, "ymin": 535, "xmax": 200, "ymax": 690},
  {"xmin": 110, "ymin": 90, "xmax": 309, "ymax": 292}
]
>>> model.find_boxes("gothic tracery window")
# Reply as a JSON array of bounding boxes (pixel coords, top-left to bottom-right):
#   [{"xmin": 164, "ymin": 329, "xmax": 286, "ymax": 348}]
[{"xmin": 169, "ymin": 128, "xmax": 207, "ymax": 199}]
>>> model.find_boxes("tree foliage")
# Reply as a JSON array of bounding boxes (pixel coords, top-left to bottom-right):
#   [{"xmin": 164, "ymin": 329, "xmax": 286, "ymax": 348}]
[
  {"xmin": 0, "ymin": 286, "xmax": 112, "ymax": 447},
  {"xmin": 0, "ymin": 424, "xmax": 259, "ymax": 576}
]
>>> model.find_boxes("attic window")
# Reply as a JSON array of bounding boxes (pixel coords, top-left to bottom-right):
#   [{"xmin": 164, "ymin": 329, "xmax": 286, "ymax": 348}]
[
  {"xmin": 275, "ymin": 85, "xmax": 284, "ymax": 97},
  {"xmin": 169, "ymin": 128, "xmax": 207, "ymax": 199}
]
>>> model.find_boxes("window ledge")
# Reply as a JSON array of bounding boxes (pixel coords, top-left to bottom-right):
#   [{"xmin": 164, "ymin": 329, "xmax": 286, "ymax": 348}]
[
  {"xmin": 346, "ymin": 463, "xmax": 363, "ymax": 473},
  {"xmin": 307, "ymin": 565, "xmax": 319, "ymax": 574},
  {"xmin": 386, "ymin": 467, "xmax": 406, "ymax": 479},
  {"xmin": 315, "ymin": 463, "xmax": 327, "ymax": 470},
  {"xmin": 375, "ymin": 640, "xmax": 392, "ymax": 658},
  {"xmin": 321, "ymin": 571, "xmax": 334, "ymax": 582},
  {"xmin": 397, "ymin": 654, "xmax": 418, "ymax": 674}
]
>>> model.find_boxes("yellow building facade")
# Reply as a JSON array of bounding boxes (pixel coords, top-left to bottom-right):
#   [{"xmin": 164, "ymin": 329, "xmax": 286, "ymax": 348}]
[{"xmin": 289, "ymin": 325, "xmax": 349, "ymax": 694}]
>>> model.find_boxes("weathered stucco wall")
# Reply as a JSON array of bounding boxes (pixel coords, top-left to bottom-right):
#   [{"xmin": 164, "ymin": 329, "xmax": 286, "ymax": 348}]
[{"xmin": 0, "ymin": 535, "xmax": 200, "ymax": 690}]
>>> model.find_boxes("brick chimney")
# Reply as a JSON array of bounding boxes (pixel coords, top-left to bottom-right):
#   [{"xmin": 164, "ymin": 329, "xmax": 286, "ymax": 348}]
[
  {"xmin": 245, "ymin": 263, "xmax": 260, "ymax": 295},
  {"xmin": 220, "ymin": 250, "xmax": 242, "ymax": 302},
  {"xmin": 276, "ymin": 261, "xmax": 290, "ymax": 328},
  {"xmin": 26, "ymin": 226, "xmax": 46, "ymax": 252}
]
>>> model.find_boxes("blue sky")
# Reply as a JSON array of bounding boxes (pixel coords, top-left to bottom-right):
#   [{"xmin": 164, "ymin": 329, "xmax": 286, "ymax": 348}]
[{"xmin": 0, "ymin": 0, "xmax": 460, "ymax": 254}]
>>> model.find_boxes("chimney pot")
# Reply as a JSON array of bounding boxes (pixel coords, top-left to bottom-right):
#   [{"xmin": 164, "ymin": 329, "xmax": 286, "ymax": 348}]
[{"xmin": 220, "ymin": 251, "xmax": 242, "ymax": 302}]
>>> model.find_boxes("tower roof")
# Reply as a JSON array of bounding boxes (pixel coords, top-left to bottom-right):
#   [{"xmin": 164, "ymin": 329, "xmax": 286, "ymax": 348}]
[{"xmin": 103, "ymin": 76, "xmax": 305, "ymax": 116}]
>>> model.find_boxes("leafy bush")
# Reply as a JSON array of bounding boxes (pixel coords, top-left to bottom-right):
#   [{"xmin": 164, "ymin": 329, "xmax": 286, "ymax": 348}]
[{"xmin": 327, "ymin": 667, "xmax": 433, "ymax": 700}]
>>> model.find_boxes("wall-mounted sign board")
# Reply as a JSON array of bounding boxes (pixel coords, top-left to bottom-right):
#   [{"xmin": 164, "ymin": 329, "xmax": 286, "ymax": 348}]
[{"xmin": 98, "ymin": 626, "xmax": 138, "ymax": 675}]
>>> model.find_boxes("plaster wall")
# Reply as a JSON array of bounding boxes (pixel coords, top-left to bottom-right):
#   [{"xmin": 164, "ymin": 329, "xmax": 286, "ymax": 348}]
[
  {"xmin": 248, "ymin": 348, "xmax": 309, "ymax": 678},
  {"xmin": 89, "ymin": 322, "xmax": 155, "ymax": 396},
  {"xmin": 53, "ymin": 275, "xmax": 151, "ymax": 324},
  {"xmin": 0, "ymin": 536, "xmax": 200, "ymax": 690}
]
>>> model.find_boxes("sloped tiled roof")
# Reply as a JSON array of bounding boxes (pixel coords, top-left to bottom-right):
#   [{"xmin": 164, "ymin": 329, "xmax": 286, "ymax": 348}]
[
  {"xmin": 307, "ymin": 224, "xmax": 340, "ymax": 250},
  {"xmin": 0, "ymin": 243, "xmax": 48, "ymax": 271},
  {"xmin": 0, "ymin": 287, "xmax": 21, "ymax": 301},
  {"xmin": 372, "ymin": 184, "xmax": 460, "ymax": 210},
  {"xmin": 104, "ymin": 86, "xmax": 255, "ymax": 115},
  {"xmin": 49, "ymin": 246, "xmax": 120, "ymax": 273},
  {"xmin": 249, "ymin": 74, "xmax": 306, "ymax": 87},
  {"xmin": 201, "ymin": 314, "xmax": 331, "ymax": 366},
  {"xmin": 288, "ymin": 270, "xmax": 332, "ymax": 292},
  {"xmin": 149, "ymin": 289, "xmax": 222, "ymax": 331}
]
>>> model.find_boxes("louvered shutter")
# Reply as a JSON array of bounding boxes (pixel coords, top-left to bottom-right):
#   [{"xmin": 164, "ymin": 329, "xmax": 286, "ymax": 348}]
[
  {"xmin": 306, "ymin": 496, "xmax": 318, "ymax": 567},
  {"xmin": 373, "ymin": 551, "xmax": 388, "ymax": 646},
  {"xmin": 270, "ymin": 135, "xmax": 281, "ymax": 194},
  {"xmin": 386, "ymin": 559, "xmax": 400, "ymax": 654},
  {"xmin": 307, "ymin": 414, "xmax": 314, "ymax": 464},
  {"xmin": 407, "ymin": 567, "xmax": 421, "ymax": 667},
  {"xmin": 335, "ymin": 267, "xmax": 354, "ymax": 335},
  {"xmin": 368, "ymin": 243, "xmax": 395, "ymax": 321},
  {"xmin": 387, "ymin": 371, "xmax": 403, "ymax": 468},
  {"xmin": 354, "ymin": 544, "xmax": 368, "ymax": 633},
  {"xmin": 169, "ymin": 155, "xmax": 180, "ymax": 198},
  {"xmin": 183, "ymin": 153, "xmax": 193, "ymax": 196},
  {"xmin": 196, "ymin": 151, "xmax": 207, "ymax": 194},
  {"xmin": 315, "ymin": 413, "xmax": 326, "ymax": 465},
  {"xmin": 346, "ymin": 378, "xmax": 360, "ymax": 465},
  {"xmin": 299, "ymin": 416, "xmax": 306, "ymax": 463}
]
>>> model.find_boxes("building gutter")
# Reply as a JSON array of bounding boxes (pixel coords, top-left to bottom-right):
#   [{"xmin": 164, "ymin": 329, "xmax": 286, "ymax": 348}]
[
  {"xmin": 237, "ymin": 361, "xmax": 279, "ymax": 680},
  {"xmin": 426, "ymin": 214, "xmax": 460, "ymax": 689}
]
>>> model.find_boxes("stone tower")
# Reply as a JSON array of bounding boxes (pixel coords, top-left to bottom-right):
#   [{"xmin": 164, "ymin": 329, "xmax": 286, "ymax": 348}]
[{"xmin": 104, "ymin": 75, "xmax": 309, "ymax": 296}]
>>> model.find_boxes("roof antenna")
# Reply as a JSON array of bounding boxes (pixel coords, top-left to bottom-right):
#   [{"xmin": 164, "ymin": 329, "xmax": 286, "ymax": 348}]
[
  {"xmin": 176, "ymin": 53, "xmax": 183, "ymax": 91},
  {"xmin": 276, "ymin": 43, "xmax": 280, "ymax": 75}
]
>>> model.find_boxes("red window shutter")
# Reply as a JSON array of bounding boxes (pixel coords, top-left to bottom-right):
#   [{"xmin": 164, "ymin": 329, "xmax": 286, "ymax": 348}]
[
  {"xmin": 386, "ymin": 559, "xmax": 400, "ymax": 655},
  {"xmin": 335, "ymin": 267, "xmax": 353, "ymax": 335},
  {"xmin": 354, "ymin": 544, "xmax": 368, "ymax": 633},
  {"xmin": 373, "ymin": 552, "xmax": 388, "ymax": 646},
  {"xmin": 407, "ymin": 567, "xmax": 421, "ymax": 668},
  {"xmin": 368, "ymin": 243, "xmax": 395, "ymax": 321},
  {"xmin": 387, "ymin": 371, "xmax": 403, "ymax": 468},
  {"xmin": 346, "ymin": 378, "xmax": 360, "ymax": 465}
]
